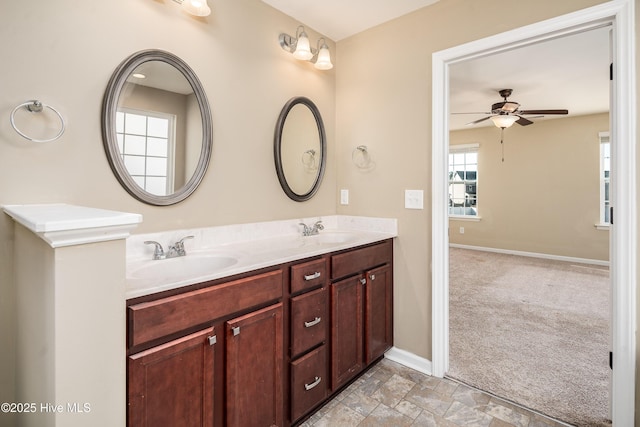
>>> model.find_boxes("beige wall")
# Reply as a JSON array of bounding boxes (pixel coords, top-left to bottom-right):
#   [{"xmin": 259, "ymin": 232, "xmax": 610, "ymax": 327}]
[
  {"xmin": 450, "ymin": 113, "xmax": 610, "ymax": 261},
  {"xmin": 335, "ymin": 0, "xmax": 609, "ymax": 365},
  {"xmin": 2, "ymin": 0, "xmax": 638, "ymax": 424},
  {"xmin": 0, "ymin": 0, "xmax": 336, "ymax": 418}
]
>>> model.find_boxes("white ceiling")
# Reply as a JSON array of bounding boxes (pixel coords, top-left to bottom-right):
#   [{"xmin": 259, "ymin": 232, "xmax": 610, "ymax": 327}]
[
  {"xmin": 261, "ymin": 0, "xmax": 439, "ymax": 41},
  {"xmin": 262, "ymin": 1, "xmax": 610, "ymax": 130},
  {"xmin": 449, "ymin": 26, "xmax": 610, "ymax": 130}
]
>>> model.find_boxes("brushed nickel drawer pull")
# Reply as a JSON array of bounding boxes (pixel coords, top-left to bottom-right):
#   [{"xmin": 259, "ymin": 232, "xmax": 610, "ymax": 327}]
[
  {"xmin": 360, "ymin": 278, "xmax": 366, "ymax": 285},
  {"xmin": 232, "ymin": 327, "xmax": 240, "ymax": 336},
  {"xmin": 208, "ymin": 335, "xmax": 217, "ymax": 346},
  {"xmin": 304, "ymin": 272, "xmax": 321, "ymax": 281},
  {"xmin": 370, "ymin": 274, "xmax": 376, "ymax": 281},
  {"xmin": 304, "ymin": 317, "xmax": 322, "ymax": 328},
  {"xmin": 304, "ymin": 376, "xmax": 322, "ymax": 391}
]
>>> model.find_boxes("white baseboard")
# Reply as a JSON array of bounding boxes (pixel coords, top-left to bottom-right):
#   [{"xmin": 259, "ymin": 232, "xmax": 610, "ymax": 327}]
[
  {"xmin": 384, "ymin": 347, "xmax": 433, "ymax": 376},
  {"xmin": 449, "ymin": 243, "xmax": 609, "ymax": 267}
]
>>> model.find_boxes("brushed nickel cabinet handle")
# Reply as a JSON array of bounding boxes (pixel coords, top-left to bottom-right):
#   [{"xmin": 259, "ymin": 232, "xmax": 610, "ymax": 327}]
[
  {"xmin": 304, "ymin": 317, "xmax": 322, "ymax": 328},
  {"xmin": 232, "ymin": 327, "xmax": 240, "ymax": 336},
  {"xmin": 208, "ymin": 335, "xmax": 217, "ymax": 346},
  {"xmin": 304, "ymin": 376, "xmax": 322, "ymax": 391},
  {"xmin": 304, "ymin": 272, "xmax": 321, "ymax": 281},
  {"xmin": 370, "ymin": 274, "xmax": 376, "ymax": 281},
  {"xmin": 360, "ymin": 278, "xmax": 366, "ymax": 285}
]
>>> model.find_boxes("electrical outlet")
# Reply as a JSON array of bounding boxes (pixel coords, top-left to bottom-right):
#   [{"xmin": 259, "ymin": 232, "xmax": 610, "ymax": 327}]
[
  {"xmin": 340, "ymin": 189, "xmax": 349, "ymax": 205},
  {"xmin": 459, "ymin": 227, "xmax": 465, "ymax": 234},
  {"xmin": 404, "ymin": 189, "xmax": 424, "ymax": 209}
]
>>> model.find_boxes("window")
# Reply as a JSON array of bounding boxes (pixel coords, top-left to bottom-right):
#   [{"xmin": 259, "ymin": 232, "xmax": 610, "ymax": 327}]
[
  {"xmin": 116, "ymin": 109, "xmax": 175, "ymax": 196},
  {"xmin": 449, "ymin": 144, "xmax": 478, "ymax": 217},
  {"xmin": 599, "ymin": 132, "xmax": 610, "ymax": 225}
]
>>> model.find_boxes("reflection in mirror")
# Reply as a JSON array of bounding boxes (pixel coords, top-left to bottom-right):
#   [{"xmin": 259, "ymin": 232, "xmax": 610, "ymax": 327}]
[
  {"xmin": 274, "ymin": 97, "xmax": 326, "ymax": 202},
  {"xmin": 102, "ymin": 50, "xmax": 212, "ymax": 205}
]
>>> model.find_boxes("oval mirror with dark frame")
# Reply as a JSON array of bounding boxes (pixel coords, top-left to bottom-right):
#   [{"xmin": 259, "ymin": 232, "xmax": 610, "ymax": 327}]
[
  {"xmin": 102, "ymin": 49, "xmax": 212, "ymax": 205},
  {"xmin": 274, "ymin": 97, "xmax": 326, "ymax": 202}
]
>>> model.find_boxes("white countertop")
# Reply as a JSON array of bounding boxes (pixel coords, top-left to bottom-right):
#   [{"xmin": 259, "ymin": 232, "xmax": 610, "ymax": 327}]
[
  {"xmin": 126, "ymin": 216, "xmax": 397, "ymax": 299},
  {"xmin": 3, "ymin": 203, "xmax": 142, "ymax": 247}
]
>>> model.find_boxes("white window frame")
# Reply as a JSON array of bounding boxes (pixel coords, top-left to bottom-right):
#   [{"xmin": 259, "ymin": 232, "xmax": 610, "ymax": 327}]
[
  {"xmin": 116, "ymin": 108, "xmax": 176, "ymax": 195},
  {"xmin": 448, "ymin": 143, "xmax": 479, "ymax": 219},
  {"xmin": 598, "ymin": 131, "xmax": 610, "ymax": 229}
]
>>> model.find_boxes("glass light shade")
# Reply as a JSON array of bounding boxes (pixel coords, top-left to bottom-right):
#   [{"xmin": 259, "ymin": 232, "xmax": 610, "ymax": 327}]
[
  {"xmin": 181, "ymin": 0, "xmax": 211, "ymax": 17},
  {"xmin": 491, "ymin": 115, "xmax": 518, "ymax": 128},
  {"xmin": 314, "ymin": 43, "xmax": 333, "ymax": 70},
  {"xmin": 293, "ymin": 32, "xmax": 313, "ymax": 60}
]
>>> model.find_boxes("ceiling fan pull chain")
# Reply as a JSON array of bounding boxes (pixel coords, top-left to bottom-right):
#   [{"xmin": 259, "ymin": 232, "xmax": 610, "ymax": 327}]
[{"xmin": 500, "ymin": 128, "xmax": 505, "ymax": 162}]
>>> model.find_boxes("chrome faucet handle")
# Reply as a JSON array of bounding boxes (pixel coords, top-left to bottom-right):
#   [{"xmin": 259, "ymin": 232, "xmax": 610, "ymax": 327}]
[
  {"xmin": 314, "ymin": 220, "xmax": 324, "ymax": 230},
  {"xmin": 144, "ymin": 241, "xmax": 165, "ymax": 260},
  {"xmin": 173, "ymin": 235, "xmax": 194, "ymax": 256},
  {"xmin": 299, "ymin": 222, "xmax": 311, "ymax": 236}
]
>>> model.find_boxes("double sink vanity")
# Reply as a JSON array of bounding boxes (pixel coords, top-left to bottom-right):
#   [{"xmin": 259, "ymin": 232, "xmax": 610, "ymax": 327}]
[
  {"xmin": 125, "ymin": 216, "xmax": 396, "ymax": 426},
  {"xmin": 4, "ymin": 46, "xmax": 396, "ymax": 426}
]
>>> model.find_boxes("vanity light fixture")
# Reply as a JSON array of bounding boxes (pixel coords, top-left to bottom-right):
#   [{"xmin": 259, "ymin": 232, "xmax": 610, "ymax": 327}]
[
  {"xmin": 172, "ymin": 0, "xmax": 211, "ymax": 17},
  {"xmin": 279, "ymin": 26, "xmax": 333, "ymax": 70}
]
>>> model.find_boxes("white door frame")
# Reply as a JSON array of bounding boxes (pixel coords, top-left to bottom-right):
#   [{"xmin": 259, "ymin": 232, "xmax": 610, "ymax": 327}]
[{"xmin": 431, "ymin": 1, "xmax": 636, "ymax": 425}]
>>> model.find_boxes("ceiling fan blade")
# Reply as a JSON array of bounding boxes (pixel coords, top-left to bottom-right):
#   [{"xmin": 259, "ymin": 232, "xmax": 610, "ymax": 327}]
[
  {"xmin": 515, "ymin": 116, "xmax": 534, "ymax": 126},
  {"xmin": 519, "ymin": 109, "xmax": 568, "ymax": 115},
  {"xmin": 466, "ymin": 116, "xmax": 492, "ymax": 126},
  {"xmin": 451, "ymin": 112, "xmax": 492, "ymax": 115}
]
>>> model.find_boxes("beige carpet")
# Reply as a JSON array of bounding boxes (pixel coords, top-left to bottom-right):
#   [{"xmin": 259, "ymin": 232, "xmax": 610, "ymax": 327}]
[{"xmin": 448, "ymin": 247, "xmax": 611, "ymax": 427}]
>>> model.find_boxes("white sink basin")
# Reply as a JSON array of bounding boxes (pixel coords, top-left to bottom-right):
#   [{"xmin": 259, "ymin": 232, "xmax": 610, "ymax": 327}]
[{"xmin": 128, "ymin": 254, "xmax": 238, "ymax": 282}]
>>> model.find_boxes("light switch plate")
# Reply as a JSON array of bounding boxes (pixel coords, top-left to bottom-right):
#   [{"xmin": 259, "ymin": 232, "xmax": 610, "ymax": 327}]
[
  {"xmin": 405, "ymin": 189, "xmax": 424, "ymax": 209},
  {"xmin": 340, "ymin": 189, "xmax": 349, "ymax": 205}
]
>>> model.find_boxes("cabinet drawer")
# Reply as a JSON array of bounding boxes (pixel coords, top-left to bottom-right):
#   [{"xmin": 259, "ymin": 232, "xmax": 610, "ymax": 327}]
[
  {"xmin": 290, "ymin": 287, "xmax": 327, "ymax": 358},
  {"xmin": 290, "ymin": 258, "xmax": 327, "ymax": 294},
  {"xmin": 129, "ymin": 270, "xmax": 283, "ymax": 348},
  {"xmin": 331, "ymin": 240, "xmax": 392, "ymax": 280},
  {"xmin": 291, "ymin": 345, "xmax": 327, "ymax": 422}
]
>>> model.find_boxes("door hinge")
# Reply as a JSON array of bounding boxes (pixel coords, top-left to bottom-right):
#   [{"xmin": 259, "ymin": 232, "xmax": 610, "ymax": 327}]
[
  {"xmin": 610, "ymin": 63, "xmax": 613, "ymax": 81},
  {"xmin": 609, "ymin": 351, "xmax": 613, "ymax": 369},
  {"xmin": 610, "ymin": 206, "xmax": 613, "ymax": 225}
]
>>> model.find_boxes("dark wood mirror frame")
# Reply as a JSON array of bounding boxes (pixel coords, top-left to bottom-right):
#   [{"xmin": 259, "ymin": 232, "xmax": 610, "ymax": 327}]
[{"xmin": 274, "ymin": 96, "xmax": 326, "ymax": 202}]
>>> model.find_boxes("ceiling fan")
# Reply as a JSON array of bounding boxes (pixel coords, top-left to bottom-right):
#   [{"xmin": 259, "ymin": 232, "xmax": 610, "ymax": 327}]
[{"xmin": 456, "ymin": 89, "xmax": 569, "ymax": 128}]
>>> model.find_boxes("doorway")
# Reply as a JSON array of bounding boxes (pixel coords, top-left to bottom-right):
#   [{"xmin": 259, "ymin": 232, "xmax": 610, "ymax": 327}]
[
  {"xmin": 445, "ymin": 25, "xmax": 611, "ymax": 425},
  {"xmin": 430, "ymin": 2, "xmax": 636, "ymax": 425}
]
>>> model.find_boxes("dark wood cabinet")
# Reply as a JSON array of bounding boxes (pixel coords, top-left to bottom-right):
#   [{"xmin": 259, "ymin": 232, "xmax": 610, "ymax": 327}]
[
  {"xmin": 330, "ymin": 275, "xmax": 363, "ymax": 389},
  {"xmin": 364, "ymin": 264, "xmax": 393, "ymax": 364},
  {"xmin": 226, "ymin": 303, "xmax": 283, "ymax": 427},
  {"xmin": 127, "ymin": 239, "xmax": 393, "ymax": 427},
  {"xmin": 128, "ymin": 327, "xmax": 215, "ymax": 427},
  {"xmin": 330, "ymin": 240, "xmax": 393, "ymax": 391}
]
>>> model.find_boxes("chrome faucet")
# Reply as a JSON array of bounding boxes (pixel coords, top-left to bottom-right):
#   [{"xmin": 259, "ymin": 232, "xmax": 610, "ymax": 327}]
[
  {"xmin": 167, "ymin": 235, "xmax": 194, "ymax": 258},
  {"xmin": 144, "ymin": 240, "xmax": 166, "ymax": 260},
  {"xmin": 299, "ymin": 220, "xmax": 324, "ymax": 236},
  {"xmin": 144, "ymin": 235, "xmax": 194, "ymax": 260}
]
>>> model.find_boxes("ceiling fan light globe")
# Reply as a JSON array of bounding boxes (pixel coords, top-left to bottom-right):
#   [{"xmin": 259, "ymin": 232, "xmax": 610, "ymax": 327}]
[{"xmin": 491, "ymin": 115, "xmax": 518, "ymax": 128}]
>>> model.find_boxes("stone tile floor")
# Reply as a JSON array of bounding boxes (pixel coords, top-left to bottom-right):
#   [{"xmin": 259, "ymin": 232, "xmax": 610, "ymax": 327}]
[{"xmin": 299, "ymin": 358, "xmax": 570, "ymax": 427}]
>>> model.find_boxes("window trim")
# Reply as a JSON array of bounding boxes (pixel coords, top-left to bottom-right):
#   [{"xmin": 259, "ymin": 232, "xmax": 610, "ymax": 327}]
[
  {"xmin": 597, "ymin": 131, "xmax": 610, "ymax": 229},
  {"xmin": 117, "ymin": 107, "xmax": 177, "ymax": 195},
  {"xmin": 448, "ymin": 143, "xmax": 479, "ymax": 218}
]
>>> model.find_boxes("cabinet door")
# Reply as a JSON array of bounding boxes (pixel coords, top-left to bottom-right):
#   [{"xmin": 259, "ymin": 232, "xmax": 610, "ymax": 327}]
[
  {"xmin": 226, "ymin": 303, "xmax": 283, "ymax": 427},
  {"xmin": 330, "ymin": 276, "xmax": 363, "ymax": 390},
  {"xmin": 128, "ymin": 327, "xmax": 215, "ymax": 427},
  {"xmin": 365, "ymin": 264, "xmax": 393, "ymax": 364}
]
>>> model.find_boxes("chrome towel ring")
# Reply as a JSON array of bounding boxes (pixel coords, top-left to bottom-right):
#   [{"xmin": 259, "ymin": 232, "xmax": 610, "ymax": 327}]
[{"xmin": 10, "ymin": 100, "xmax": 66, "ymax": 143}]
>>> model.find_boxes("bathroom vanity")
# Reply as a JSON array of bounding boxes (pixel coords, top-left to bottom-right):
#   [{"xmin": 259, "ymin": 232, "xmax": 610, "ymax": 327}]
[{"xmin": 125, "ymin": 227, "xmax": 394, "ymax": 427}]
